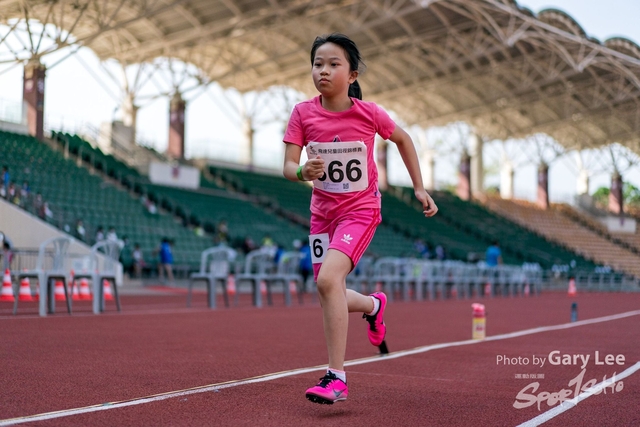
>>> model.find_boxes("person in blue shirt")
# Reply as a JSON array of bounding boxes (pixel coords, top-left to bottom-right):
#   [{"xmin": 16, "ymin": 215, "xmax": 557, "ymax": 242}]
[
  {"xmin": 298, "ymin": 238, "xmax": 312, "ymax": 287},
  {"xmin": 1, "ymin": 166, "xmax": 9, "ymax": 190},
  {"xmin": 157, "ymin": 238, "xmax": 175, "ymax": 283},
  {"xmin": 486, "ymin": 240, "xmax": 503, "ymax": 267}
]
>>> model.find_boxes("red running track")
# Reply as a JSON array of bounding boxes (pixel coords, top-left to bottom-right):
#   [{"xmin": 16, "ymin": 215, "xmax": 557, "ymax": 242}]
[{"xmin": 1, "ymin": 291, "xmax": 639, "ymax": 426}]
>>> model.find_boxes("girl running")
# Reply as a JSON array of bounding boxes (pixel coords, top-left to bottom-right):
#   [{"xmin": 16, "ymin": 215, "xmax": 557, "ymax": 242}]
[{"xmin": 282, "ymin": 33, "xmax": 438, "ymax": 405}]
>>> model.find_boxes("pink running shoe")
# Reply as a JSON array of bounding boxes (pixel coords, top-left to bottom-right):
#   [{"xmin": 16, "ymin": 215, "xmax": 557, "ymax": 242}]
[
  {"xmin": 305, "ymin": 371, "xmax": 349, "ymax": 404},
  {"xmin": 363, "ymin": 292, "xmax": 387, "ymax": 346}
]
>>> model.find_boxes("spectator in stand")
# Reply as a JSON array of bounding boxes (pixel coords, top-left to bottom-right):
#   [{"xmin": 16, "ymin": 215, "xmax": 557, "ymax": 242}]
[
  {"xmin": 95, "ymin": 226, "xmax": 105, "ymax": 243},
  {"xmin": 414, "ymin": 239, "xmax": 431, "ymax": 259},
  {"xmin": 0, "ymin": 231, "xmax": 14, "ymax": 271},
  {"xmin": 33, "ymin": 193, "xmax": 43, "ymax": 214},
  {"xmin": 7, "ymin": 183, "xmax": 17, "ymax": 204},
  {"xmin": 20, "ymin": 181, "xmax": 30, "ymax": 200},
  {"xmin": 261, "ymin": 234, "xmax": 275, "ymax": 249},
  {"xmin": 216, "ymin": 219, "xmax": 229, "ymax": 243},
  {"xmin": 1, "ymin": 166, "xmax": 9, "ymax": 190},
  {"xmin": 43, "ymin": 202, "xmax": 53, "ymax": 221},
  {"xmin": 273, "ymin": 242, "xmax": 285, "ymax": 265},
  {"xmin": 435, "ymin": 244, "xmax": 446, "ymax": 261},
  {"xmin": 106, "ymin": 226, "xmax": 118, "ymax": 242},
  {"xmin": 119, "ymin": 236, "xmax": 132, "ymax": 275},
  {"xmin": 147, "ymin": 200, "xmax": 158, "ymax": 215},
  {"xmin": 485, "ymin": 240, "xmax": 503, "ymax": 267},
  {"xmin": 157, "ymin": 238, "xmax": 175, "ymax": 283},
  {"xmin": 140, "ymin": 194, "xmax": 158, "ymax": 215},
  {"xmin": 132, "ymin": 243, "xmax": 145, "ymax": 278},
  {"xmin": 75, "ymin": 220, "xmax": 86, "ymax": 242},
  {"xmin": 241, "ymin": 235, "xmax": 256, "ymax": 255}
]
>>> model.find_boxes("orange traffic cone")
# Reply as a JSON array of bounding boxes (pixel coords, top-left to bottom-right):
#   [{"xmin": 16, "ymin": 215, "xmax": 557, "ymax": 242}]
[
  {"xmin": 289, "ymin": 280, "xmax": 297, "ymax": 296},
  {"xmin": 103, "ymin": 279, "xmax": 114, "ymax": 301},
  {"xmin": 54, "ymin": 280, "xmax": 67, "ymax": 301},
  {"xmin": 260, "ymin": 279, "xmax": 267, "ymax": 296},
  {"xmin": 0, "ymin": 269, "xmax": 14, "ymax": 302},
  {"xmin": 484, "ymin": 282, "xmax": 491, "ymax": 296},
  {"xmin": 524, "ymin": 282, "xmax": 530, "ymax": 296},
  {"xmin": 450, "ymin": 285, "xmax": 458, "ymax": 299},
  {"xmin": 567, "ymin": 277, "xmax": 577, "ymax": 297},
  {"xmin": 79, "ymin": 278, "xmax": 91, "ymax": 300},
  {"xmin": 375, "ymin": 282, "xmax": 383, "ymax": 292},
  {"xmin": 71, "ymin": 279, "xmax": 81, "ymax": 300},
  {"xmin": 18, "ymin": 277, "xmax": 34, "ymax": 301},
  {"xmin": 227, "ymin": 274, "xmax": 236, "ymax": 296},
  {"xmin": 69, "ymin": 270, "xmax": 78, "ymax": 300}
]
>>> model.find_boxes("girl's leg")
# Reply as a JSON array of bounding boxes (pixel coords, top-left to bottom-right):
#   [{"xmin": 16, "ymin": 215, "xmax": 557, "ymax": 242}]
[
  {"xmin": 316, "ymin": 249, "xmax": 376, "ymax": 371},
  {"xmin": 315, "ymin": 249, "xmax": 352, "ymax": 372},
  {"xmin": 346, "ymin": 289, "xmax": 375, "ymax": 313}
]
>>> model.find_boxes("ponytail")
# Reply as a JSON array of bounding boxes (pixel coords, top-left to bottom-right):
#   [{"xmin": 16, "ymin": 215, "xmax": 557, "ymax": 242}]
[{"xmin": 348, "ymin": 80, "xmax": 362, "ymax": 100}]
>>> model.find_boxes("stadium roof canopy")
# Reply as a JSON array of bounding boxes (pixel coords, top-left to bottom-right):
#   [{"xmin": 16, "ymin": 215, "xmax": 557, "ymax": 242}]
[{"xmin": 2, "ymin": 0, "xmax": 640, "ymax": 154}]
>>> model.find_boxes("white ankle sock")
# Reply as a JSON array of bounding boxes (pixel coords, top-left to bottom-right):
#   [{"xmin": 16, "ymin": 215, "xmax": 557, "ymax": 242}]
[
  {"xmin": 366, "ymin": 296, "xmax": 380, "ymax": 316},
  {"xmin": 328, "ymin": 368, "xmax": 346, "ymax": 383}
]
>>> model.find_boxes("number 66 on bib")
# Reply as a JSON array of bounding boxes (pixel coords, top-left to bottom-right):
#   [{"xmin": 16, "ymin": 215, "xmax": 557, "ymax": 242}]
[{"xmin": 306, "ymin": 141, "xmax": 368, "ymax": 193}]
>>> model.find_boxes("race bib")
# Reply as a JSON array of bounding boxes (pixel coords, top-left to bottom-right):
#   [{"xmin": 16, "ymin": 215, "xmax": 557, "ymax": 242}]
[
  {"xmin": 309, "ymin": 233, "xmax": 329, "ymax": 264},
  {"xmin": 306, "ymin": 141, "xmax": 368, "ymax": 193}
]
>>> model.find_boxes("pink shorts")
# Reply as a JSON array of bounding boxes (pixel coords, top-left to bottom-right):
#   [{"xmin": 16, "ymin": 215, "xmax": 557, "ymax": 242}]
[{"xmin": 310, "ymin": 208, "xmax": 381, "ymax": 281}]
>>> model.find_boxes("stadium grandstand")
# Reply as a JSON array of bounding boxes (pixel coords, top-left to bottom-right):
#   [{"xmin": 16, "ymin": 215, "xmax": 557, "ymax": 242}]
[{"xmin": 1, "ymin": 0, "xmax": 639, "ymax": 302}]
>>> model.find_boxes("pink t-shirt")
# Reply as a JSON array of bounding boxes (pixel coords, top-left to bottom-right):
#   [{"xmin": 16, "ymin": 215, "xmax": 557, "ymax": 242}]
[{"xmin": 284, "ymin": 96, "xmax": 396, "ymax": 217}]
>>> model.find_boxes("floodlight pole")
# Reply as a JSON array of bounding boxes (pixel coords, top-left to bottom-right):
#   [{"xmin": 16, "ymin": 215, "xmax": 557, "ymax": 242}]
[
  {"xmin": 22, "ymin": 58, "xmax": 46, "ymax": 140},
  {"xmin": 537, "ymin": 163, "xmax": 549, "ymax": 209},
  {"xmin": 609, "ymin": 172, "xmax": 623, "ymax": 215},
  {"xmin": 469, "ymin": 133, "xmax": 484, "ymax": 196},
  {"xmin": 457, "ymin": 151, "xmax": 471, "ymax": 201},
  {"xmin": 168, "ymin": 92, "xmax": 186, "ymax": 160},
  {"xmin": 500, "ymin": 157, "xmax": 514, "ymax": 199}
]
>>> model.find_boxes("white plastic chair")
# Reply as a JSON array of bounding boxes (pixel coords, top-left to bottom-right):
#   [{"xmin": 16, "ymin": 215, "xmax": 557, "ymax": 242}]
[
  {"xmin": 347, "ymin": 255, "xmax": 375, "ymax": 294},
  {"xmin": 74, "ymin": 240, "xmax": 124, "ymax": 314},
  {"xmin": 235, "ymin": 247, "xmax": 275, "ymax": 308},
  {"xmin": 187, "ymin": 246, "xmax": 236, "ymax": 309},
  {"xmin": 16, "ymin": 236, "xmax": 73, "ymax": 316},
  {"xmin": 371, "ymin": 257, "xmax": 402, "ymax": 302},
  {"xmin": 265, "ymin": 251, "xmax": 303, "ymax": 306}
]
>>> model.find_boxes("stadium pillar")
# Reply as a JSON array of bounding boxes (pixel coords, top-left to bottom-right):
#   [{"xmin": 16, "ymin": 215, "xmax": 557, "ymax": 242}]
[
  {"xmin": 500, "ymin": 159, "xmax": 514, "ymax": 199},
  {"xmin": 608, "ymin": 171, "xmax": 623, "ymax": 214},
  {"xmin": 469, "ymin": 133, "xmax": 484, "ymax": 195},
  {"xmin": 241, "ymin": 116, "xmax": 254, "ymax": 169},
  {"xmin": 537, "ymin": 163, "xmax": 549, "ymax": 209},
  {"xmin": 168, "ymin": 93, "xmax": 186, "ymax": 159},
  {"xmin": 577, "ymin": 169, "xmax": 589, "ymax": 195},
  {"xmin": 22, "ymin": 59, "xmax": 46, "ymax": 140},
  {"xmin": 457, "ymin": 151, "xmax": 471, "ymax": 201},
  {"xmin": 421, "ymin": 150, "xmax": 435, "ymax": 191},
  {"xmin": 416, "ymin": 131, "xmax": 435, "ymax": 191},
  {"xmin": 121, "ymin": 92, "xmax": 138, "ymax": 143},
  {"xmin": 377, "ymin": 138, "xmax": 388, "ymax": 191}
]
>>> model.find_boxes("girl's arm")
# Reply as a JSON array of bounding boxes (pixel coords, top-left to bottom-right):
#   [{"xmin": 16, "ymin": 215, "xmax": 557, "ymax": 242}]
[
  {"xmin": 388, "ymin": 126, "xmax": 438, "ymax": 218},
  {"xmin": 283, "ymin": 143, "xmax": 325, "ymax": 182}
]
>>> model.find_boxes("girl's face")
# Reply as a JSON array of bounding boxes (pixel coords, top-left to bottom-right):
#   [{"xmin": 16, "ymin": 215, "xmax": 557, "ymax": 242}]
[{"xmin": 312, "ymin": 42, "xmax": 358, "ymax": 98}]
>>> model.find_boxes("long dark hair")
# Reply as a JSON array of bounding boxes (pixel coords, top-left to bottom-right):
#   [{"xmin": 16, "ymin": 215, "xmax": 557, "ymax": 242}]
[{"xmin": 310, "ymin": 33, "xmax": 364, "ymax": 100}]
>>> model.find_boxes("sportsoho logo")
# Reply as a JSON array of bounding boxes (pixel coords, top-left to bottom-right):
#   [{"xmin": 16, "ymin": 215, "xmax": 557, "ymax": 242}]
[{"xmin": 497, "ymin": 350, "xmax": 627, "ymax": 411}]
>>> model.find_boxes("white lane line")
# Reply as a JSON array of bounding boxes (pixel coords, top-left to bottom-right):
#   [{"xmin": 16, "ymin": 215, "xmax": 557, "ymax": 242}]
[
  {"xmin": 516, "ymin": 361, "xmax": 640, "ymax": 427},
  {"xmin": 1, "ymin": 309, "xmax": 639, "ymax": 427}
]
